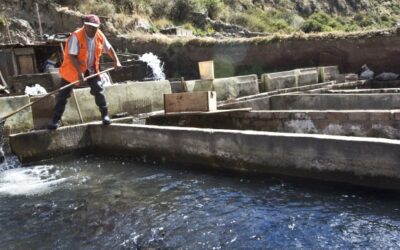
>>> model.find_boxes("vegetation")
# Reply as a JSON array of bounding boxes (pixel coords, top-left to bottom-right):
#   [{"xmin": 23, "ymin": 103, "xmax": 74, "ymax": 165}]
[
  {"xmin": 65, "ymin": 0, "xmax": 400, "ymax": 35},
  {"xmin": 0, "ymin": 15, "xmax": 5, "ymax": 29}
]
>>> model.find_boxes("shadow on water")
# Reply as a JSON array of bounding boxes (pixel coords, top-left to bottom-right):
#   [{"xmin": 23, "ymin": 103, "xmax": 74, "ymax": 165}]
[{"xmin": 0, "ymin": 154, "xmax": 399, "ymax": 249}]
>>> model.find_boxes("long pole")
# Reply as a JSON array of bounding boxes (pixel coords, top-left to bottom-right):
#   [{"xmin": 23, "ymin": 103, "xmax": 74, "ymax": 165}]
[
  {"xmin": 0, "ymin": 68, "xmax": 114, "ymax": 123},
  {"xmin": 72, "ymin": 89, "xmax": 84, "ymax": 123}
]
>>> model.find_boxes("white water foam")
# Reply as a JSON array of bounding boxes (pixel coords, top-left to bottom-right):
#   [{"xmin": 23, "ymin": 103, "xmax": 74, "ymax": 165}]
[
  {"xmin": 139, "ymin": 52, "xmax": 166, "ymax": 81},
  {"xmin": 24, "ymin": 84, "xmax": 48, "ymax": 96},
  {"xmin": 0, "ymin": 165, "xmax": 68, "ymax": 196}
]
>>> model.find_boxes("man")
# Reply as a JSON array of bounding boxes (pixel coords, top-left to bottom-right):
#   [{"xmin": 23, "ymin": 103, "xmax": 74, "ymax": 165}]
[{"xmin": 48, "ymin": 14, "xmax": 122, "ymax": 129}]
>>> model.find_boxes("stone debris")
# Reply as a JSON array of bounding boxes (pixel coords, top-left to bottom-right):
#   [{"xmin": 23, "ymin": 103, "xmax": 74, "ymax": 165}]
[
  {"xmin": 374, "ymin": 72, "xmax": 399, "ymax": 81},
  {"xmin": 359, "ymin": 64, "xmax": 374, "ymax": 80}
]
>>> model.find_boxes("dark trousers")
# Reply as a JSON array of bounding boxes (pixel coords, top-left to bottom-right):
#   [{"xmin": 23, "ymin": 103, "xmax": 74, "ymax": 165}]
[{"xmin": 52, "ymin": 72, "xmax": 108, "ymax": 123}]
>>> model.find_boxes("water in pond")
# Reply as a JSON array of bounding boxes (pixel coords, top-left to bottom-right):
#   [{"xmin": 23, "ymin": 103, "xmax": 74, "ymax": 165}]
[{"xmin": 0, "ymin": 155, "xmax": 399, "ymax": 249}]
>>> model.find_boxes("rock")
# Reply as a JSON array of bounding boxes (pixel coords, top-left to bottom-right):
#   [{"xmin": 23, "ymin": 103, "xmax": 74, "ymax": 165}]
[
  {"xmin": 6, "ymin": 18, "xmax": 36, "ymax": 44},
  {"xmin": 360, "ymin": 64, "xmax": 374, "ymax": 80},
  {"xmin": 374, "ymin": 72, "xmax": 399, "ymax": 81}
]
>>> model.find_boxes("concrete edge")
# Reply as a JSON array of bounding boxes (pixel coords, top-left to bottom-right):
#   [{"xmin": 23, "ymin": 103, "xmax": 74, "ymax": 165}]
[{"xmin": 9, "ymin": 124, "xmax": 400, "ymax": 190}]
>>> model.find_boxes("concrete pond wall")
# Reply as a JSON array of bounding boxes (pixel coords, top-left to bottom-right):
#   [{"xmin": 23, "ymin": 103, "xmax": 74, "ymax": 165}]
[
  {"xmin": 270, "ymin": 94, "xmax": 400, "ymax": 110},
  {"xmin": 0, "ymin": 80, "xmax": 172, "ymax": 132},
  {"xmin": 1, "ymin": 74, "xmax": 261, "ymax": 132},
  {"xmin": 0, "ymin": 95, "xmax": 33, "ymax": 133},
  {"xmin": 9, "ymin": 124, "xmax": 400, "ymax": 190},
  {"xmin": 147, "ymin": 110, "xmax": 400, "ymax": 140},
  {"xmin": 184, "ymin": 74, "xmax": 259, "ymax": 101},
  {"xmin": 219, "ymin": 92, "xmax": 400, "ymax": 111}
]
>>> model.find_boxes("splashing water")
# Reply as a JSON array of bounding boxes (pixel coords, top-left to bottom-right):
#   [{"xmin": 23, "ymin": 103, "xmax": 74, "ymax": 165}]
[
  {"xmin": 24, "ymin": 84, "xmax": 48, "ymax": 96},
  {"xmin": 0, "ymin": 164, "xmax": 68, "ymax": 196},
  {"xmin": 139, "ymin": 53, "xmax": 165, "ymax": 81}
]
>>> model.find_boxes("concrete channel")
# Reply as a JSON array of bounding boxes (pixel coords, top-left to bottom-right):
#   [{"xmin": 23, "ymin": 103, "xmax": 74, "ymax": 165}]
[{"xmin": 9, "ymin": 123, "xmax": 400, "ymax": 190}]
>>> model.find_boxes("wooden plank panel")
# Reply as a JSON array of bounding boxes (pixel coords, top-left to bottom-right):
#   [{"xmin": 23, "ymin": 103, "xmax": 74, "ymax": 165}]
[
  {"xmin": 14, "ymin": 48, "xmax": 35, "ymax": 55},
  {"xmin": 164, "ymin": 91, "xmax": 217, "ymax": 113},
  {"xmin": 18, "ymin": 55, "xmax": 36, "ymax": 74}
]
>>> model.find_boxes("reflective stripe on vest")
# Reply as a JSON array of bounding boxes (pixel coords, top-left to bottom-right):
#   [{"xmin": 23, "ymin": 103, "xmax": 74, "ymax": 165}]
[{"xmin": 59, "ymin": 27, "xmax": 105, "ymax": 83}]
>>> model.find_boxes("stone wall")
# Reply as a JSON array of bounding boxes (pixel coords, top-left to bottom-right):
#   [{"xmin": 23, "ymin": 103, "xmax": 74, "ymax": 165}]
[{"xmin": 109, "ymin": 29, "xmax": 400, "ymax": 79}]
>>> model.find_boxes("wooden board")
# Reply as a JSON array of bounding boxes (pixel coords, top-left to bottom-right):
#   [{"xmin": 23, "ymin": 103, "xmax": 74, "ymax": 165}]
[
  {"xmin": 14, "ymin": 47, "xmax": 35, "ymax": 56},
  {"xmin": 18, "ymin": 55, "xmax": 36, "ymax": 74},
  {"xmin": 164, "ymin": 91, "xmax": 217, "ymax": 113}
]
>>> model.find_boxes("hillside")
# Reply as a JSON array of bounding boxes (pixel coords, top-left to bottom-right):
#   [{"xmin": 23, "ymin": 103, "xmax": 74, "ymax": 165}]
[
  {"xmin": 0, "ymin": 0, "xmax": 399, "ymax": 43},
  {"xmin": 62, "ymin": 0, "xmax": 400, "ymax": 34}
]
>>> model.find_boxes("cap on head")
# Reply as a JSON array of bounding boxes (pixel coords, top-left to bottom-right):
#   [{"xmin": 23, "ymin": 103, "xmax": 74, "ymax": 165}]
[{"xmin": 84, "ymin": 14, "xmax": 100, "ymax": 28}]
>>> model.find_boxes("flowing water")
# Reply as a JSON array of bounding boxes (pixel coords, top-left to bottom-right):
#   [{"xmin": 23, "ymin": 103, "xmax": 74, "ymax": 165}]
[
  {"xmin": 138, "ymin": 53, "xmax": 166, "ymax": 81},
  {"xmin": 0, "ymin": 155, "xmax": 399, "ymax": 249}
]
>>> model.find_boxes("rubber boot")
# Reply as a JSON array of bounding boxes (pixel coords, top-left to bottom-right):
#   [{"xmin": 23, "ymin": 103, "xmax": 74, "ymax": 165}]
[
  {"xmin": 47, "ymin": 114, "xmax": 62, "ymax": 130},
  {"xmin": 100, "ymin": 107, "xmax": 111, "ymax": 125}
]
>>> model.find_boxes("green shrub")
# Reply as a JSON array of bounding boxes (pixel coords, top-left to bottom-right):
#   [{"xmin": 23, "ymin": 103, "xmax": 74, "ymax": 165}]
[
  {"xmin": 0, "ymin": 16, "xmax": 5, "ymax": 28},
  {"xmin": 352, "ymin": 13, "xmax": 375, "ymax": 27},
  {"xmin": 170, "ymin": 0, "xmax": 201, "ymax": 22},
  {"xmin": 201, "ymin": 0, "xmax": 224, "ymax": 19},
  {"xmin": 301, "ymin": 19, "xmax": 327, "ymax": 32},
  {"xmin": 301, "ymin": 12, "xmax": 343, "ymax": 33},
  {"xmin": 153, "ymin": 18, "xmax": 174, "ymax": 29},
  {"xmin": 79, "ymin": 0, "xmax": 116, "ymax": 16},
  {"xmin": 150, "ymin": 0, "xmax": 174, "ymax": 18},
  {"xmin": 114, "ymin": 0, "xmax": 151, "ymax": 14}
]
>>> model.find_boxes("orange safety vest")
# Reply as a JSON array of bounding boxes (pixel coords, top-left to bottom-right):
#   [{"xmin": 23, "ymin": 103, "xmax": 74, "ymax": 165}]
[{"xmin": 59, "ymin": 27, "xmax": 105, "ymax": 83}]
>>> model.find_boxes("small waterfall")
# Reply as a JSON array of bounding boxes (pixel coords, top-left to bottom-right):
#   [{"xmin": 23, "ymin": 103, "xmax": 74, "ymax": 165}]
[
  {"xmin": 0, "ymin": 120, "xmax": 5, "ymax": 166},
  {"xmin": 0, "ymin": 120, "xmax": 20, "ymax": 172},
  {"xmin": 138, "ymin": 53, "xmax": 166, "ymax": 81}
]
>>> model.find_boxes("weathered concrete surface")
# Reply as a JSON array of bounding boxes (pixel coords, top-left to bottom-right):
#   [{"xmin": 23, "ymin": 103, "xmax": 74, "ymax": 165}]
[
  {"xmin": 218, "ymin": 81, "xmax": 366, "ymax": 110},
  {"xmin": 218, "ymin": 81, "xmax": 339, "ymax": 110},
  {"xmin": 295, "ymin": 68, "xmax": 319, "ymax": 86},
  {"xmin": 9, "ymin": 124, "xmax": 91, "ymax": 162},
  {"xmin": 262, "ymin": 67, "xmax": 324, "ymax": 91},
  {"xmin": 12, "ymin": 73, "xmax": 56, "ymax": 94},
  {"xmin": 0, "ymin": 95, "xmax": 33, "ymax": 133},
  {"xmin": 319, "ymin": 66, "xmax": 339, "ymax": 82},
  {"xmin": 185, "ymin": 75, "xmax": 259, "ymax": 101},
  {"xmin": 270, "ymin": 94, "xmax": 400, "ymax": 110},
  {"xmin": 147, "ymin": 110, "xmax": 400, "ymax": 139},
  {"xmin": 262, "ymin": 70, "xmax": 297, "ymax": 91},
  {"xmin": 9, "ymin": 124, "xmax": 400, "ymax": 190},
  {"xmin": 30, "ymin": 80, "xmax": 172, "ymax": 128}
]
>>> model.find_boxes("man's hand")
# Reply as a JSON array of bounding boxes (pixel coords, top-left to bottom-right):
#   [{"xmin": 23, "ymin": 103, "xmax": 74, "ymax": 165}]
[{"xmin": 114, "ymin": 60, "xmax": 122, "ymax": 71}]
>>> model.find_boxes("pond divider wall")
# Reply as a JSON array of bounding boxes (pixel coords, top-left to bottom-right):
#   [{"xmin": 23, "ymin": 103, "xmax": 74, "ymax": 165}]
[
  {"xmin": 9, "ymin": 124, "xmax": 400, "ymax": 190},
  {"xmin": 0, "ymin": 74, "xmax": 261, "ymax": 133},
  {"xmin": 146, "ymin": 110, "xmax": 400, "ymax": 139}
]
